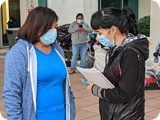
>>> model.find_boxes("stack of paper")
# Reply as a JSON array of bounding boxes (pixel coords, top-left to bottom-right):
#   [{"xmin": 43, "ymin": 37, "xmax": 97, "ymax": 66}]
[{"xmin": 77, "ymin": 67, "xmax": 114, "ymax": 89}]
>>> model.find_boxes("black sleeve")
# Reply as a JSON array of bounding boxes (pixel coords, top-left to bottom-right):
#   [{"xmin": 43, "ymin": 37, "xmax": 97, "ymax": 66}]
[{"xmin": 101, "ymin": 48, "xmax": 139, "ymax": 103}]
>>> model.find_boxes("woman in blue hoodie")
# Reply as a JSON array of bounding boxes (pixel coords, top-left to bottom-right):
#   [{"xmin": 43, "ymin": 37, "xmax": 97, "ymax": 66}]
[{"xmin": 3, "ymin": 6, "xmax": 75, "ymax": 120}]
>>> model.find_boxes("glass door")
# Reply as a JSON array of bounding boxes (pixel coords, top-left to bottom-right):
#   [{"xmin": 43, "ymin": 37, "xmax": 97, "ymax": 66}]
[
  {"xmin": 101, "ymin": 0, "xmax": 122, "ymax": 9},
  {"xmin": 99, "ymin": 0, "xmax": 138, "ymax": 19},
  {"xmin": 1, "ymin": 0, "xmax": 20, "ymax": 46},
  {"xmin": 38, "ymin": 0, "xmax": 47, "ymax": 7},
  {"xmin": 123, "ymin": 0, "xmax": 138, "ymax": 19},
  {"xmin": 8, "ymin": 0, "xmax": 20, "ymax": 28}
]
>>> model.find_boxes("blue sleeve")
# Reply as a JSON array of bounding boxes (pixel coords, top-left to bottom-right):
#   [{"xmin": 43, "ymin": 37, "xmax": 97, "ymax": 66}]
[{"xmin": 2, "ymin": 44, "xmax": 27, "ymax": 120}]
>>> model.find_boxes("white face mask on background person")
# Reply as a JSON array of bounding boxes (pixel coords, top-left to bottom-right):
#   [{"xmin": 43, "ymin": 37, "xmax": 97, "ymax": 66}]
[
  {"xmin": 77, "ymin": 19, "xmax": 84, "ymax": 25},
  {"xmin": 41, "ymin": 29, "xmax": 57, "ymax": 45}
]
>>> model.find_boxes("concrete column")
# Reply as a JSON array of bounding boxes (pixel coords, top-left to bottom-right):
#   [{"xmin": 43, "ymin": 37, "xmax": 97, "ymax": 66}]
[
  {"xmin": 20, "ymin": 0, "xmax": 28, "ymax": 26},
  {"xmin": 48, "ymin": 0, "xmax": 83, "ymax": 25},
  {"xmin": 83, "ymin": 0, "xmax": 98, "ymax": 26},
  {"xmin": 20, "ymin": 0, "xmax": 38, "ymax": 26},
  {"xmin": 138, "ymin": 0, "xmax": 151, "ymax": 19},
  {"xmin": 150, "ymin": 0, "xmax": 160, "ymax": 57}
]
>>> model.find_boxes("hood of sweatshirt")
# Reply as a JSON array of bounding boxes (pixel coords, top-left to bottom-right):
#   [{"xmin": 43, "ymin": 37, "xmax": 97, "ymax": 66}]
[{"xmin": 113, "ymin": 33, "xmax": 149, "ymax": 60}]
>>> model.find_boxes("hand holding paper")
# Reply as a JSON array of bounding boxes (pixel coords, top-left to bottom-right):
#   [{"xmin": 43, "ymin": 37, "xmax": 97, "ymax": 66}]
[
  {"xmin": 77, "ymin": 67, "xmax": 114, "ymax": 89},
  {"xmin": 81, "ymin": 79, "xmax": 90, "ymax": 86}
]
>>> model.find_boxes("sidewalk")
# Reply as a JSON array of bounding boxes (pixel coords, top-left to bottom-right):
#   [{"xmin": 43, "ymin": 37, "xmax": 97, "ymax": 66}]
[
  {"xmin": 0, "ymin": 50, "xmax": 160, "ymax": 119},
  {"xmin": 0, "ymin": 48, "xmax": 9, "ymax": 58},
  {"xmin": 70, "ymin": 71, "xmax": 160, "ymax": 120}
]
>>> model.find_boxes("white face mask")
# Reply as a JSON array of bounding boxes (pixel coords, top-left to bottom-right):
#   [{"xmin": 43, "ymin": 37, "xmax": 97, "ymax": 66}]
[
  {"xmin": 77, "ymin": 19, "xmax": 84, "ymax": 25},
  {"xmin": 96, "ymin": 34, "xmax": 114, "ymax": 47},
  {"xmin": 41, "ymin": 29, "xmax": 57, "ymax": 45}
]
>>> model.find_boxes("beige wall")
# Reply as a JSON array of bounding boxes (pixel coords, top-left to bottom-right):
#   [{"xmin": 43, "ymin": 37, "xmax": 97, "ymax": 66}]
[
  {"xmin": 48, "ymin": 0, "xmax": 98, "ymax": 26},
  {"xmin": 20, "ymin": 0, "xmax": 38, "ymax": 26},
  {"xmin": 150, "ymin": 0, "xmax": 160, "ymax": 57},
  {"xmin": 48, "ymin": 0, "xmax": 83, "ymax": 25},
  {"xmin": 138, "ymin": 0, "xmax": 151, "ymax": 18},
  {"xmin": 83, "ymin": 0, "xmax": 98, "ymax": 26}
]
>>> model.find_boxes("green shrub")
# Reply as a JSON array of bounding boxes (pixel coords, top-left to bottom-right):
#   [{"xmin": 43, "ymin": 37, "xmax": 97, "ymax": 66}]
[{"xmin": 137, "ymin": 16, "xmax": 150, "ymax": 36}]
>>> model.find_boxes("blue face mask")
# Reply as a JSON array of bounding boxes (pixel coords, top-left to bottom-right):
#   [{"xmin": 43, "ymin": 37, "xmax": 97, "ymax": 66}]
[
  {"xmin": 96, "ymin": 34, "xmax": 114, "ymax": 47},
  {"xmin": 77, "ymin": 19, "xmax": 84, "ymax": 25},
  {"xmin": 41, "ymin": 29, "xmax": 57, "ymax": 45}
]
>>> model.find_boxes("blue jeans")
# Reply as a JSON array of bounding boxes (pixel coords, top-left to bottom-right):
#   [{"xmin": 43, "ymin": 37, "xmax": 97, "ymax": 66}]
[{"xmin": 71, "ymin": 43, "xmax": 87, "ymax": 69}]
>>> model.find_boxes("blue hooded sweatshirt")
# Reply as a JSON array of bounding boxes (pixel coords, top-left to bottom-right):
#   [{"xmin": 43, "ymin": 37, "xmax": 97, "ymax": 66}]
[{"xmin": 2, "ymin": 39, "xmax": 75, "ymax": 120}]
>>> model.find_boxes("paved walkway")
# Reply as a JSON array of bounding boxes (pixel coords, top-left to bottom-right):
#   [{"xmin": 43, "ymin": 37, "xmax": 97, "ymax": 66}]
[
  {"xmin": 0, "ymin": 48, "xmax": 8, "ymax": 58},
  {"xmin": 70, "ymin": 72, "xmax": 160, "ymax": 120},
  {"xmin": 0, "ymin": 49, "xmax": 160, "ymax": 120}
]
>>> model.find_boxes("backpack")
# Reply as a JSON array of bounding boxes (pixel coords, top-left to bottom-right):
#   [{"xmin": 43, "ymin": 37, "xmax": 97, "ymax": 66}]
[{"xmin": 57, "ymin": 24, "xmax": 72, "ymax": 50}]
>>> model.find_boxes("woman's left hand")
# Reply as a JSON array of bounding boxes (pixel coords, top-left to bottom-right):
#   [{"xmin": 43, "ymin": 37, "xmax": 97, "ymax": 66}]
[{"xmin": 86, "ymin": 81, "xmax": 94, "ymax": 92}]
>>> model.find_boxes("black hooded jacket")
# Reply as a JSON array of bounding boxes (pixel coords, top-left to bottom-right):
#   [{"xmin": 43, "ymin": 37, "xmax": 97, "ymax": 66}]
[{"xmin": 99, "ymin": 35, "xmax": 149, "ymax": 120}]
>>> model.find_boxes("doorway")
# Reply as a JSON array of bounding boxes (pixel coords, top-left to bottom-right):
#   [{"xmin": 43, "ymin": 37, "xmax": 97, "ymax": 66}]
[
  {"xmin": 0, "ymin": 0, "xmax": 20, "ymax": 47},
  {"xmin": 38, "ymin": 0, "xmax": 47, "ymax": 7},
  {"xmin": 98, "ymin": 0, "xmax": 138, "ymax": 19}
]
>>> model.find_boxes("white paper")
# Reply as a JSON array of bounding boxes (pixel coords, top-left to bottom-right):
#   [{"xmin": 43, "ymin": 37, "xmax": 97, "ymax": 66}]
[{"xmin": 77, "ymin": 67, "xmax": 114, "ymax": 89}]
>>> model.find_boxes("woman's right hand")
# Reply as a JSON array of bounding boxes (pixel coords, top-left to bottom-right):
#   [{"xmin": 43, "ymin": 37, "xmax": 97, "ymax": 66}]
[{"xmin": 86, "ymin": 81, "xmax": 94, "ymax": 93}]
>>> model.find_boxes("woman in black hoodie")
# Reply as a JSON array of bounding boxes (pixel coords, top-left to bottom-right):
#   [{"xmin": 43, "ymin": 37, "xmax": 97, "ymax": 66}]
[{"xmin": 86, "ymin": 7, "xmax": 149, "ymax": 120}]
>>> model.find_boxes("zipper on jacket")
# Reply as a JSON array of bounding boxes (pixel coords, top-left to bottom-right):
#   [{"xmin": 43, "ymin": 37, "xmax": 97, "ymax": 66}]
[{"xmin": 27, "ymin": 46, "xmax": 30, "ymax": 72}]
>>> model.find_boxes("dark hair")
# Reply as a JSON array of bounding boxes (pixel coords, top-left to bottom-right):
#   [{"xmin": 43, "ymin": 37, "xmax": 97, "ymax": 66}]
[
  {"xmin": 76, "ymin": 13, "xmax": 84, "ymax": 19},
  {"xmin": 91, "ymin": 7, "xmax": 138, "ymax": 35},
  {"xmin": 17, "ymin": 6, "xmax": 58, "ymax": 44}
]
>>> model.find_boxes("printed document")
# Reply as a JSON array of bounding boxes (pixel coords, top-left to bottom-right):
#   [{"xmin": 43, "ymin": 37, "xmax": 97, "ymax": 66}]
[{"xmin": 77, "ymin": 67, "xmax": 114, "ymax": 89}]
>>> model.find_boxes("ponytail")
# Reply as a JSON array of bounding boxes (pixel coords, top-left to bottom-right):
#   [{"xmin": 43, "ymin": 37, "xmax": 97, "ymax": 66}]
[
  {"xmin": 91, "ymin": 7, "xmax": 138, "ymax": 35},
  {"xmin": 121, "ymin": 7, "xmax": 138, "ymax": 35}
]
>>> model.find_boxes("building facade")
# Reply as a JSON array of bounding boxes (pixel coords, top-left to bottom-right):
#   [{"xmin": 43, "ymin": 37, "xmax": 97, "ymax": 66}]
[{"xmin": 0, "ymin": 0, "xmax": 151, "ymax": 48}]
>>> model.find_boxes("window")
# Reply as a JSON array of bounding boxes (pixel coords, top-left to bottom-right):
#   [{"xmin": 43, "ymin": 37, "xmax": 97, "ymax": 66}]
[
  {"xmin": 98, "ymin": 0, "xmax": 138, "ymax": 18},
  {"xmin": 8, "ymin": 0, "xmax": 20, "ymax": 27},
  {"xmin": 38, "ymin": 0, "xmax": 47, "ymax": 7},
  {"xmin": 1, "ymin": 0, "xmax": 20, "ymax": 46}
]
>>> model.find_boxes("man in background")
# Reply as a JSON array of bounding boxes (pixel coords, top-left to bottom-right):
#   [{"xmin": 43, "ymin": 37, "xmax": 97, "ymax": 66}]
[{"xmin": 68, "ymin": 13, "xmax": 92, "ymax": 74}]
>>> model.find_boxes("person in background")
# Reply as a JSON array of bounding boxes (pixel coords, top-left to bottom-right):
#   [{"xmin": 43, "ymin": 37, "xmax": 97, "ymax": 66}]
[
  {"xmin": 7, "ymin": 17, "xmax": 19, "ymax": 28},
  {"xmin": 85, "ymin": 7, "xmax": 149, "ymax": 120},
  {"xmin": 68, "ymin": 13, "xmax": 92, "ymax": 74},
  {"xmin": 153, "ymin": 42, "xmax": 160, "ymax": 63},
  {"xmin": 3, "ymin": 6, "xmax": 75, "ymax": 120}
]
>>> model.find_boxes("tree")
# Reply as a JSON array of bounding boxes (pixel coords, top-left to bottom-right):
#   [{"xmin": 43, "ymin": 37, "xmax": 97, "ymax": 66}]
[{"xmin": 137, "ymin": 16, "xmax": 150, "ymax": 36}]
